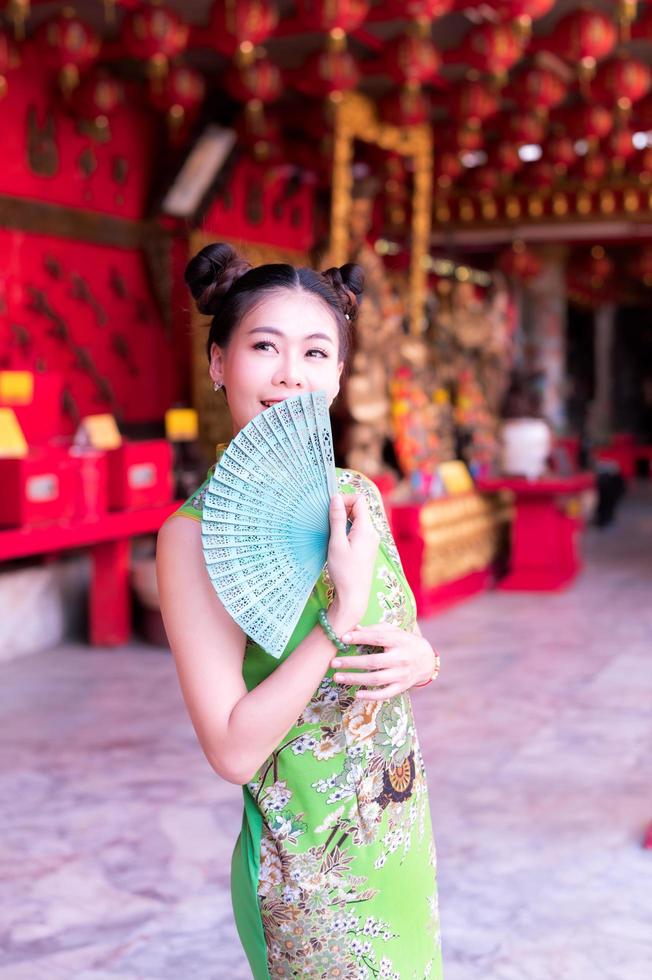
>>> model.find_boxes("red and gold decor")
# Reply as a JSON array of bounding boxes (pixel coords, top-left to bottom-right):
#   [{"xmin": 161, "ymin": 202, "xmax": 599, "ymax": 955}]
[
  {"xmin": 294, "ymin": 47, "xmax": 360, "ymax": 101},
  {"xmin": 69, "ymin": 69, "xmax": 125, "ymax": 138},
  {"xmin": 380, "ymin": 32, "xmax": 442, "ymax": 87},
  {"xmin": 537, "ymin": 7, "xmax": 617, "ymax": 88},
  {"xmin": 34, "ymin": 9, "xmax": 100, "ymax": 97},
  {"xmin": 296, "ymin": 0, "xmax": 369, "ymax": 37},
  {"xmin": 506, "ymin": 65, "xmax": 568, "ymax": 119},
  {"xmin": 381, "ymin": 85, "xmax": 430, "ymax": 126},
  {"xmin": 208, "ymin": 0, "xmax": 278, "ymax": 60},
  {"xmin": 456, "ymin": 22, "xmax": 524, "ymax": 85},
  {"xmin": 120, "ymin": 1, "xmax": 189, "ymax": 86},
  {"xmin": 449, "ymin": 77, "xmax": 499, "ymax": 129},
  {"xmin": 498, "ymin": 241, "xmax": 542, "ymax": 283},
  {"xmin": 149, "ymin": 64, "xmax": 205, "ymax": 136},
  {"xmin": 589, "ymin": 54, "xmax": 651, "ymax": 120}
]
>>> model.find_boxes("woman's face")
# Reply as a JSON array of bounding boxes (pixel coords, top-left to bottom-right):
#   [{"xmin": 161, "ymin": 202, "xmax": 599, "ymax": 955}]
[{"xmin": 209, "ymin": 288, "xmax": 344, "ymax": 435}]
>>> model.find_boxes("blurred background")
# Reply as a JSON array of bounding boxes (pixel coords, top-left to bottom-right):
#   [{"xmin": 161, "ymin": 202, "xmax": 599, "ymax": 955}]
[{"xmin": 1, "ymin": 2, "xmax": 651, "ymax": 979}]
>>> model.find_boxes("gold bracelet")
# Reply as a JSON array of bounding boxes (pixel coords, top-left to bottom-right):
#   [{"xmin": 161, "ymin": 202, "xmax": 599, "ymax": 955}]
[{"xmin": 413, "ymin": 648, "xmax": 441, "ymax": 688}]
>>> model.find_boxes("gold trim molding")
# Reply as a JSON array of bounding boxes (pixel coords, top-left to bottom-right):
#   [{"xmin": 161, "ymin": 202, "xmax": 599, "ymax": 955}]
[{"xmin": 329, "ymin": 92, "xmax": 433, "ymax": 336}]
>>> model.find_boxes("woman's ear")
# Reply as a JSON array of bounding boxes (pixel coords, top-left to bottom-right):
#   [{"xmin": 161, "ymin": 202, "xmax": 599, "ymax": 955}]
[{"xmin": 209, "ymin": 343, "xmax": 224, "ymax": 387}]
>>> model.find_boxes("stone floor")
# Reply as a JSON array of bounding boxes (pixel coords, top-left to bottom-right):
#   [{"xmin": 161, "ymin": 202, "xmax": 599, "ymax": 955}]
[{"xmin": 1, "ymin": 485, "xmax": 651, "ymax": 980}]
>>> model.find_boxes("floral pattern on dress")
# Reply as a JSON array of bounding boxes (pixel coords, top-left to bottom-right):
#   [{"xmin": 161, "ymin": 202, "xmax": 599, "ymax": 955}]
[{"xmin": 238, "ymin": 467, "xmax": 441, "ymax": 979}]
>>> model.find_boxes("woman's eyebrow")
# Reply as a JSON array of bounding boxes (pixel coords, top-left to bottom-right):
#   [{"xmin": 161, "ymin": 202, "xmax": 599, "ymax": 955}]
[{"xmin": 247, "ymin": 326, "xmax": 334, "ymax": 343}]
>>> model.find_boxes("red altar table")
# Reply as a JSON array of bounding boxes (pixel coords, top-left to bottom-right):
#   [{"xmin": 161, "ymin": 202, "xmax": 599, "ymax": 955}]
[
  {"xmin": 476, "ymin": 474, "xmax": 595, "ymax": 591},
  {"xmin": 0, "ymin": 504, "xmax": 180, "ymax": 646}
]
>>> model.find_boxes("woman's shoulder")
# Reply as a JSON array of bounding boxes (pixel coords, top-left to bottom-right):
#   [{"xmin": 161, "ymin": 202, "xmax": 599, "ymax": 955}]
[{"xmin": 169, "ymin": 466, "xmax": 217, "ymax": 524}]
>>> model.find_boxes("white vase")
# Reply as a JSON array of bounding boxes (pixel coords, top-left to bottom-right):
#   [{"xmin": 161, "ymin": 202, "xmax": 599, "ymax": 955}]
[{"xmin": 500, "ymin": 418, "xmax": 551, "ymax": 480}]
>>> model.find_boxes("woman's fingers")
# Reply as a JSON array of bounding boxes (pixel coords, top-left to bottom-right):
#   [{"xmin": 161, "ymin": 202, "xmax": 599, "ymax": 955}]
[
  {"xmin": 338, "ymin": 625, "xmax": 404, "ymax": 647},
  {"xmin": 333, "ymin": 668, "xmax": 402, "ymax": 686}
]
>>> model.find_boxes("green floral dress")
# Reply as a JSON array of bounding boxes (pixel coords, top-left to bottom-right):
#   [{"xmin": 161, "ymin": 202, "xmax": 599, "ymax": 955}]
[{"xmin": 175, "ymin": 448, "xmax": 443, "ymax": 980}]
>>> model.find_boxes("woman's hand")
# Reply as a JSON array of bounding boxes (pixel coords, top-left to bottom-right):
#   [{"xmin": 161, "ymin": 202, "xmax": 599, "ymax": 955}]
[
  {"xmin": 329, "ymin": 623, "xmax": 438, "ymax": 700},
  {"xmin": 327, "ymin": 493, "xmax": 380, "ymax": 628}
]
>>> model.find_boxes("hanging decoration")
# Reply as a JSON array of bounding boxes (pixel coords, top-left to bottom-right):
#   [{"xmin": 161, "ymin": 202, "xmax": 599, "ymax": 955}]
[
  {"xmin": 506, "ymin": 65, "xmax": 567, "ymax": 119},
  {"xmin": 544, "ymin": 134, "xmax": 576, "ymax": 176},
  {"xmin": 294, "ymin": 48, "xmax": 360, "ymax": 101},
  {"xmin": 567, "ymin": 246, "xmax": 616, "ymax": 307},
  {"xmin": 208, "ymin": 0, "xmax": 278, "ymax": 62},
  {"xmin": 381, "ymin": 33, "xmax": 442, "ymax": 87},
  {"xmin": 498, "ymin": 241, "xmax": 542, "ymax": 282},
  {"xmin": 479, "ymin": 1, "xmax": 555, "ymax": 43},
  {"xmin": 120, "ymin": 1, "xmax": 189, "ymax": 85},
  {"xmin": 35, "ymin": 9, "xmax": 101, "ymax": 97},
  {"xmin": 589, "ymin": 55, "xmax": 651, "ymax": 122},
  {"xmin": 457, "ymin": 22, "xmax": 524, "ymax": 86},
  {"xmin": 380, "ymin": 86, "xmax": 430, "ymax": 126},
  {"xmin": 503, "ymin": 112, "xmax": 546, "ymax": 146},
  {"xmin": 5, "ymin": 0, "xmax": 30, "ymax": 40},
  {"xmin": 150, "ymin": 64, "xmax": 205, "ymax": 136},
  {"xmin": 296, "ymin": 0, "xmax": 369, "ymax": 38},
  {"xmin": 433, "ymin": 148, "xmax": 463, "ymax": 189},
  {"xmin": 537, "ymin": 8, "xmax": 617, "ymax": 90},
  {"xmin": 449, "ymin": 77, "xmax": 499, "ymax": 129},
  {"xmin": 70, "ymin": 69, "xmax": 125, "ymax": 130}
]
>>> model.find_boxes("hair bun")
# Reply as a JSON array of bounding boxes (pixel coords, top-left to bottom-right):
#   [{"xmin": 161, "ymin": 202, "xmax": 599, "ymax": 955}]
[
  {"xmin": 321, "ymin": 263, "xmax": 365, "ymax": 323},
  {"xmin": 184, "ymin": 242, "xmax": 252, "ymax": 316}
]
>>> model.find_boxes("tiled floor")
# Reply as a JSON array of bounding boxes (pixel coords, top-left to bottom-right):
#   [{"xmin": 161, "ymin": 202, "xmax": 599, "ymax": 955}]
[{"xmin": 1, "ymin": 485, "xmax": 651, "ymax": 979}]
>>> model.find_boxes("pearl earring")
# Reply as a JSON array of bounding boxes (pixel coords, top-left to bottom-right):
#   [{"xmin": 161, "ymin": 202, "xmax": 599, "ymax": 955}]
[{"xmin": 213, "ymin": 381, "xmax": 223, "ymax": 391}]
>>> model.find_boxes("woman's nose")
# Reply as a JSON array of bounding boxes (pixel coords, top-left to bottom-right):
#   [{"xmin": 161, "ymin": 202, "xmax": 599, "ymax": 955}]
[{"xmin": 273, "ymin": 356, "xmax": 304, "ymax": 388}]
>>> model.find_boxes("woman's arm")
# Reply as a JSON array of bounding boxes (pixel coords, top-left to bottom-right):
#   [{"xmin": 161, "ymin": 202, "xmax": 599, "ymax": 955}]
[{"xmin": 156, "ymin": 515, "xmax": 361, "ymax": 786}]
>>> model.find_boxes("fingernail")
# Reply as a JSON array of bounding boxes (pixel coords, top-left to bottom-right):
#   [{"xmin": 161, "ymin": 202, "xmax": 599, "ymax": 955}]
[
  {"xmin": 332, "ymin": 659, "xmax": 341, "ymax": 667},
  {"xmin": 342, "ymin": 633, "xmax": 352, "ymax": 643}
]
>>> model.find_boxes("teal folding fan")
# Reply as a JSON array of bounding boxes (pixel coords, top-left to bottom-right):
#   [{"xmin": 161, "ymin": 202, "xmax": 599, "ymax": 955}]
[{"xmin": 201, "ymin": 391, "xmax": 338, "ymax": 659}]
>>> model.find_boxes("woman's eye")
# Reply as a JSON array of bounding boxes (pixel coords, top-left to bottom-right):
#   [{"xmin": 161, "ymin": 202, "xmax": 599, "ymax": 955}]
[{"xmin": 253, "ymin": 341, "xmax": 328, "ymax": 358}]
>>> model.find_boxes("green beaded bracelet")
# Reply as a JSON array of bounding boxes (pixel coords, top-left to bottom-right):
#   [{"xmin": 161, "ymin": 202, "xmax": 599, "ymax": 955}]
[{"xmin": 317, "ymin": 607, "xmax": 349, "ymax": 653}]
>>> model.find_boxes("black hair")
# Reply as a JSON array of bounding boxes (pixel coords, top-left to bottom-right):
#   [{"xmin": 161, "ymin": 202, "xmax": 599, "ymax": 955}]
[{"xmin": 184, "ymin": 242, "xmax": 365, "ymax": 365}]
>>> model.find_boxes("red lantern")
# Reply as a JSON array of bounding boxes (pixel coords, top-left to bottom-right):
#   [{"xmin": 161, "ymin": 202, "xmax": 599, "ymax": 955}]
[
  {"xmin": 209, "ymin": 0, "xmax": 278, "ymax": 59},
  {"xmin": 569, "ymin": 153, "xmax": 607, "ymax": 183},
  {"xmin": 507, "ymin": 66, "xmax": 567, "ymax": 117},
  {"xmin": 295, "ymin": 48, "xmax": 359, "ymax": 99},
  {"xmin": 150, "ymin": 65, "xmax": 205, "ymax": 133},
  {"xmin": 121, "ymin": 2, "xmax": 189, "ymax": 82},
  {"xmin": 486, "ymin": 141, "xmax": 521, "ymax": 173},
  {"xmin": 553, "ymin": 104, "xmax": 613, "ymax": 142},
  {"xmin": 604, "ymin": 126, "xmax": 636, "ymax": 168},
  {"xmin": 449, "ymin": 79, "xmax": 499, "ymax": 126},
  {"xmin": 226, "ymin": 56, "xmax": 282, "ymax": 104},
  {"xmin": 382, "ymin": 34, "xmax": 442, "ymax": 86},
  {"xmin": 460, "ymin": 22, "xmax": 523, "ymax": 82},
  {"xmin": 70, "ymin": 69, "xmax": 124, "ymax": 123},
  {"xmin": 434, "ymin": 149, "xmax": 462, "ymax": 188},
  {"xmin": 464, "ymin": 165, "xmax": 500, "ymax": 192},
  {"xmin": 296, "ymin": 0, "xmax": 369, "ymax": 34},
  {"xmin": 519, "ymin": 159, "xmax": 555, "ymax": 188},
  {"xmin": 568, "ymin": 247, "xmax": 614, "ymax": 292},
  {"xmin": 381, "ymin": 86, "xmax": 430, "ymax": 126},
  {"xmin": 235, "ymin": 110, "xmax": 284, "ymax": 162},
  {"xmin": 35, "ymin": 10, "xmax": 100, "ymax": 96},
  {"xmin": 590, "ymin": 55, "xmax": 651, "ymax": 114},
  {"xmin": 481, "ymin": 0, "xmax": 554, "ymax": 17},
  {"xmin": 498, "ymin": 242, "xmax": 542, "ymax": 282},
  {"xmin": 504, "ymin": 112, "xmax": 545, "ymax": 146},
  {"xmin": 386, "ymin": 0, "xmax": 453, "ymax": 17},
  {"xmin": 438, "ymin": 122, "xmax": 483, "ymax": 153},
  {"xmin": 480, "ymin": 0, "xmax": 555, "ymax": 42},
  {"xmin": 540, "ymin": 9, "xmax": 617, "ymax": 85},
  {"xmin": 545, "ymin": 134, "xmax": 576, "ymax": 175}
]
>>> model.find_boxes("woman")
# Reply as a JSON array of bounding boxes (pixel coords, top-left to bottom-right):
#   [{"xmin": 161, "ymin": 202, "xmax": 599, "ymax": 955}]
[{"xmin": 157, "ymin": 243, "xmax": 443, "ymax": 980}]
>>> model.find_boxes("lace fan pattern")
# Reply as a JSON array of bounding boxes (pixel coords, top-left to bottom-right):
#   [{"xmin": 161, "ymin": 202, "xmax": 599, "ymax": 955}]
[{"xmin": 201, "ymin": 391, "xmax": 338, "ymax": 659}]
